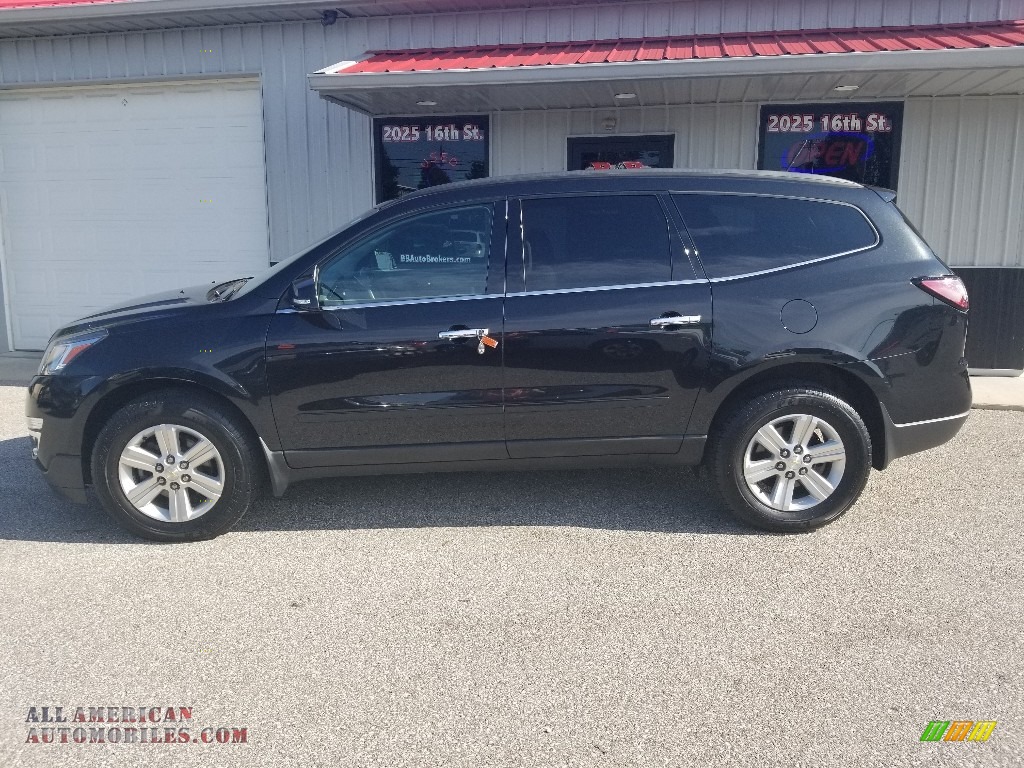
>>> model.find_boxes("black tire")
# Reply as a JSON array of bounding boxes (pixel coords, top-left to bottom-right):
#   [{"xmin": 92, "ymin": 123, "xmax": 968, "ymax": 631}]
[
  {"xmin": 91, "ymin": 391, "xmax": 260, "ymax": 542},
  {"xmin": 706, "ymin": 387, "xmax": 872, "ymax": 532}
]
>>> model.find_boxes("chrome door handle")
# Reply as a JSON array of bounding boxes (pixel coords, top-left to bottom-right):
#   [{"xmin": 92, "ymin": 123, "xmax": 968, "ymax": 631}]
[
  {"xmin": 438, "ymin": 328, "xmax": 488, "ymax": 340},
  {"xmin": 650, "ymin": 315, "xmax": 701, "ymax": 327}
]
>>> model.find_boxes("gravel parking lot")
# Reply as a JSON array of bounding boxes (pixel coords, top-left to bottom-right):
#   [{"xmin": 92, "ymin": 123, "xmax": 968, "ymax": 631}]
[{"xmin": 0, "ymin": 383, "xmax": 1021, "ymax": 767}]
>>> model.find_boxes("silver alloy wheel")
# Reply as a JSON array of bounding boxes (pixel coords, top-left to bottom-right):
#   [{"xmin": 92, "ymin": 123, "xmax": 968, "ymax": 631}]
[
  {"xmin": 117, "ymin": 423, "xmax": 225, "ymax": 523},
  {"xmin": 741, "ymin": 413, "xmax": 847, "ymax": 512}
]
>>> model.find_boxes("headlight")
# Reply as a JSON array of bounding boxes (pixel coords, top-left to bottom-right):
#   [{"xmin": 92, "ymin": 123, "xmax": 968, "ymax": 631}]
[{"xmin": 39, "ymin": 330, "xmax": 108, "ymax": 375}]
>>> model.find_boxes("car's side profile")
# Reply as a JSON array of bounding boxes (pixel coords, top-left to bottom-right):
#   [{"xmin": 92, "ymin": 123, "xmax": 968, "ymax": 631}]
[{"xmin": 26, "ymin": 170, "xmax": 971, "ymax": 541}]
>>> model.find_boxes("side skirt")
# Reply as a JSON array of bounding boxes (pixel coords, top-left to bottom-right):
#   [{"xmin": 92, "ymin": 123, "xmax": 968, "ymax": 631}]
[{"xmin": 259, "ymin": 436, "xmax": 707, "ymax": 497}]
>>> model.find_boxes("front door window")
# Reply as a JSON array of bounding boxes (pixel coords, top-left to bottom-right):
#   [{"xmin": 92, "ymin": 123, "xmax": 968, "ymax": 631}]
[{"xmin": 317, "ymin": 205, "xmax": 492, "ymax": 306}]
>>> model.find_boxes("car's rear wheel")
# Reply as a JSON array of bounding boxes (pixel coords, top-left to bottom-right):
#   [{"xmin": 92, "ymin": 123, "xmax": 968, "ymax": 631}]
[
  {"xmin": 91, "ymin": 392, "xmax": 259, "ymax": 541},
  {"xmin": 707, "ymin": 387, "xmax": 872, "ymax": 532}
]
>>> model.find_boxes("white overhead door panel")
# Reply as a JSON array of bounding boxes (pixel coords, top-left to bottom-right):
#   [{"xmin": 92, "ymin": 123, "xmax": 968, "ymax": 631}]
[{"xmin": 0, "ymin": 79, "xmax": 269, "ymax": 350}]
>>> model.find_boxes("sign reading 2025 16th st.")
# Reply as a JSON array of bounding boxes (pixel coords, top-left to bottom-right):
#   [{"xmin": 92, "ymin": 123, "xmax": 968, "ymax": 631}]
[
  {"xmin": 374, "ymin": 115, "xmax": 489, "ymax": 204},
  {"xmin": 757, "ymin": 102, "xmax": 904, "ymax": 190}
]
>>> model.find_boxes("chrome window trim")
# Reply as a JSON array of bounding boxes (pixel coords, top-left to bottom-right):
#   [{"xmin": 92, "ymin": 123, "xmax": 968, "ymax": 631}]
[
  {"xmin": 290, "ymin": 293, "xmax": 504, "ymax": 313},
  {"xmin": 506, "ymin": 279, "xmax": 706, "ymax": 298},
  {"xmin": 275, "ymin": 279, "xmax": 708, "ymax": 312},
  {"xmin": 671, "ymin": 191, "xmax": 881, "ymax": 282},
  {"xmin": 706, "ymin": 245, "xmax": 878, "ymax": 283}
]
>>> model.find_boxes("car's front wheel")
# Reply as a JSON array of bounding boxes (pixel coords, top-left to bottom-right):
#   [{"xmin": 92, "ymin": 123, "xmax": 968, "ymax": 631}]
[
  {"xmin": 707, "ymin": 387, "xmax": 872, "ymax": 532},
  {"xmin": 91, "ymin": 392, "xmax": 259, "ymax": 541}
]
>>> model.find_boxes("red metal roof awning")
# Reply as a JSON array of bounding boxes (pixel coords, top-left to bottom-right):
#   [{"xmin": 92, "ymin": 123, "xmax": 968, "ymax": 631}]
[
  {"xmin": 309, "ymin": 20, "xmax": 1024, "ymax": 115},
  {"xmin": 0, "ymin": 0, "xmax": 133, "ymax": 7},
  {"xmin": 332, "ymin": 20, "xmax": 1024, "ymax": 74}
]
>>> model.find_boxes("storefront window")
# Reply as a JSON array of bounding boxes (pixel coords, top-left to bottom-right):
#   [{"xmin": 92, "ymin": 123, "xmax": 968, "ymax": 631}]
[
  {"xmin": 567, "ymin": 135, "xmax": 675, "ymax": 171},
  {"xmin": 757, "ymin": 102, "xmax": 904, "ymax": 189},
  {"xmin": 373, "ymin": 115, "xmax": 489, "ymax": 203}
]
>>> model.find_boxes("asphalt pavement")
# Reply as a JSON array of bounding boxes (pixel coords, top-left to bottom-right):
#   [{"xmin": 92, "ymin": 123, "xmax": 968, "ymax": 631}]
[{"xmin": 0, "ymin": 384, "xmax": 1021, "ymax": 767}]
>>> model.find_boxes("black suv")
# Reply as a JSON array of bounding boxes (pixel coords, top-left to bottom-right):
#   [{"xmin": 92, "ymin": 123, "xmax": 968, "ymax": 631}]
[{"xmin": 27, "ymin": 171, "xmax": 971, "ymax": 541}]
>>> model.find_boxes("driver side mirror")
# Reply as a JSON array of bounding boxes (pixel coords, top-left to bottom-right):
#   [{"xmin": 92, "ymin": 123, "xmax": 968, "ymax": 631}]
[{"xmin": 290, "ymin": 274, "xmax": 321, "ymax": 312}]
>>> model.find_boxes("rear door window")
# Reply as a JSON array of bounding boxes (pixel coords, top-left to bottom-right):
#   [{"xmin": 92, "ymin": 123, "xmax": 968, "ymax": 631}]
[
  {"xmin": 519, "ymin": 195, "xmax": 673, "ymax": 291},
  {"xmin": 672, "ymin": 193, "xmax": 878, "ymax": 279}
]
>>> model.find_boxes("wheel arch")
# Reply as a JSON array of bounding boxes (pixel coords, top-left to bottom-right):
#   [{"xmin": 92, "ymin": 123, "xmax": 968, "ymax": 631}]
[
  {"xmin": 81, "ymin": 378, "xmax": 267, "ymax": 485},
  {"xmin": 703, "ymin": 361, "xmax": 888, "ymax": 470}
]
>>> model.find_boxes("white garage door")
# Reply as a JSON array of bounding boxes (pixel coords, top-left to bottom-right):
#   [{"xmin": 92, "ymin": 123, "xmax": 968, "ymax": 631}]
[{"xmin": 0, "ymin": 79, "xmax": 270, "ymax": 350}]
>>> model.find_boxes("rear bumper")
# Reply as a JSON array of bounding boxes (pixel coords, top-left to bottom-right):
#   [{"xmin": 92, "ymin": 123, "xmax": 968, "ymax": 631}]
[{"xmin": 879, "ymin": 405, "xmax": 970, "ymax": 468}]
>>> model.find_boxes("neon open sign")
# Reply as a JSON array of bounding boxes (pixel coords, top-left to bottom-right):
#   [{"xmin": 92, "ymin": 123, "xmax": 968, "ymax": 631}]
[
  {"xmin": 782, "ymin": 132, "xmax": 876, "ymax": 174},
  {"xmin": 758, "ymin": 102, "xmax": 903, "ymax": 189}
]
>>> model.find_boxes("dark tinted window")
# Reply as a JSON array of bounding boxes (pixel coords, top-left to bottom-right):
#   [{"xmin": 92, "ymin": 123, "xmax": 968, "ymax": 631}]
[
  {"xmin": 520, "ymin": 195, "xmax": 672, "ymax": 291},
  {"xmin": 317, "ymin": 205, "xmax": 491, "ymax": 305},
  {"xmin": 672, "ymin": 193, "xmax": 877, "ymax": 279}
]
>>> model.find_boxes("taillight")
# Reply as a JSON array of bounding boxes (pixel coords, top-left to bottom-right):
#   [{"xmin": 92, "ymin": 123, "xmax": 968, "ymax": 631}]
[{"xmin": 914, "ymin": 275, "xmax": 969, "ymax": 311}]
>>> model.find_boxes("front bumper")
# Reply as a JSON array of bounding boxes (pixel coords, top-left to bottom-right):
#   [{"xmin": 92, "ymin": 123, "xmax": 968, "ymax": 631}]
[
  {"xmin": 34, "ymin": 452, "xmax": 88, "ymax": 504},
  {"xmin": 26, "ymin": 375, "xmax": 92, "ymax": 506}
]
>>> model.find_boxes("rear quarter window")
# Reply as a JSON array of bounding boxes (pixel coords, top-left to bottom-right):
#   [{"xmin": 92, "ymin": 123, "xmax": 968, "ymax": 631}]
[{"xmin": 672, "ymin": 193, "xmax": 878, "ymax": 279}]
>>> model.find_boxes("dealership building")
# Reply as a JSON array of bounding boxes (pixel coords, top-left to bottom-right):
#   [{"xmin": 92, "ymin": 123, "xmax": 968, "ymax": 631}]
[{"xmin": 0, "ymin": 0, "xmax": 1022, "ymax": 372}]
